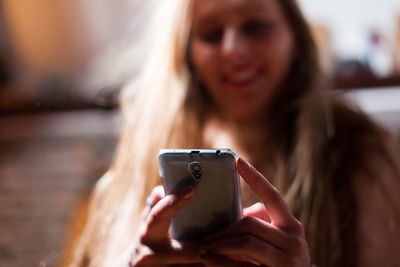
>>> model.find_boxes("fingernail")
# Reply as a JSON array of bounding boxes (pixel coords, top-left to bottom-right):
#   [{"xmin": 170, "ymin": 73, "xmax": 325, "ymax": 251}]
[{"xmin": 145, "ymin": 196, "xmax": 153, "ymax": 208}]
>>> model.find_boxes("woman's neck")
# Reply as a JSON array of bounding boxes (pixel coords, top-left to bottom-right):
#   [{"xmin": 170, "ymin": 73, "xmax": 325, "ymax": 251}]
[
  {"xmin": 203, "ymin": 117, "xmax": 268, "ymax": 161},
  {"xmin": 203, "ymin": 117, "xmax": 270, "ymax": 206}
]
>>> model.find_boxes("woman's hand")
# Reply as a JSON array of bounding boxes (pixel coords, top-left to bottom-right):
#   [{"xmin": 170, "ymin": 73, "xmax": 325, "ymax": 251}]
[
  {"xmin": 129, "ymin": 186, "xmax": 204, "ymax": 267},
  {"xmin": 200, "ymin": 157, "xmax": 311, "ymax": 267}
]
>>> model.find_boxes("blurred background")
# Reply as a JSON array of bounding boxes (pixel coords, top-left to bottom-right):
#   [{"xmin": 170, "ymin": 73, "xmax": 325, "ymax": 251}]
[{"xmin": 0, "ymin": 0, "xmax": 399, "ymax": 266}]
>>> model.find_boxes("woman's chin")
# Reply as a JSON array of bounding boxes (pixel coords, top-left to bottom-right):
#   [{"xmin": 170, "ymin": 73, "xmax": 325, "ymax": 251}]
[{"xmin": 226, "ymin": 109, "xmax": 266, "ymax": 126}]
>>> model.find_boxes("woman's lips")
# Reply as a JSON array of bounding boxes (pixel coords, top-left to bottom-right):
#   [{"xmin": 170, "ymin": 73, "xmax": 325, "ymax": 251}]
[{"xmin": 222, "ymin": 66, "xmax": 263, "ymax": 89}]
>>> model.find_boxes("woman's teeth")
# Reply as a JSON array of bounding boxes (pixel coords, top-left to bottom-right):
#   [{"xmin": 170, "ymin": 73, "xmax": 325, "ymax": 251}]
[{"xmin": 226, "ymin": 70, "xmax": 259, "ymax": 83}]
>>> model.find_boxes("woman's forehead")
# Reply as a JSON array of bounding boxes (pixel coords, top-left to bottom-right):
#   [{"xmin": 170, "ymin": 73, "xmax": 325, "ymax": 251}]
[{"xmin": 192, "ymin": 0, "xmax": 280, "ymax": 24}]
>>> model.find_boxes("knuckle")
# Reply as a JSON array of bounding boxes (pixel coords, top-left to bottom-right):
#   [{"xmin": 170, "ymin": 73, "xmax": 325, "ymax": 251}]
[
  {"xmin": 130, "ymin": 247, "xmax": 155, "ymax": 267},
  {"xmin": 290, "ymin": 219, "xmax": 305, "ymax": 235},
  {"xmin": 147, "ymin": 197, "xmax": 173, "ymax": 224},
  {"xmin": 239, "ymin": 235, "xmax": 258, "ymax": 250},
  {"xmin": 138, "ymin": 253, "xmax": 155, "ymax": 266},
  {"xmin": 134, "ymin": 256, "xmax": 153, "ymax": 266},
  {"xmin": 152, "ymin": 185, "xmax": 164, "ymax": 198},
  {"xmin": 240, "ymin": 216, "xmax": 257, "ymax": 228},
  {"xmin": 147, "ymin": 209, "xmax": 162, "ymax": 225},
  {"xmin": 283, "ymin": 255, "xmax": 299, "ymax": 267},
  {"xmin": 288, "ymin": 236, "xmax": 305, "ymax": 256},
  {"xmin": 269, "ymin": 188, "xmax": 282, "ymax": 204},
  {"xmin": 137, "ymin": 222, "xmax": 151, "ymax": 244},
  {"xmin": 161, "ymin": 194, "xmax": 178, "ymax": 211},
  {"xmin": 138, "ymin": 231, "xmax": 150, "ymax": 245},
  {"xmin": 144, "ymin": 194, "xmax": 180, "ymax": 228}
]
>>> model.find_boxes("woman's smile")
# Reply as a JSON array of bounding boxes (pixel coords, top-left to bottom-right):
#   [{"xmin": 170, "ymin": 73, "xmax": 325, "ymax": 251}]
[{"xmin": 222, "ymin": 64, "xmax": 264, "ymax": 90}]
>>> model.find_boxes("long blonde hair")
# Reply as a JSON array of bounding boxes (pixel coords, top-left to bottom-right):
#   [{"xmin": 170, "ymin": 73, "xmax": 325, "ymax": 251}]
[
  {"xmin": 68, "ymin": 1, "xmax": 200, "ymax": 266},
  {"xmin": 67, "ymin": 1, "xmax": 400, "ymax": 266}
]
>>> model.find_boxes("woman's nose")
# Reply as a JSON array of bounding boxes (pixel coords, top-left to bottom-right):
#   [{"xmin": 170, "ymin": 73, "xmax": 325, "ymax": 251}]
[{"xmin": 221, "ymin": 27, "xmax": 250, "ymax": 62}]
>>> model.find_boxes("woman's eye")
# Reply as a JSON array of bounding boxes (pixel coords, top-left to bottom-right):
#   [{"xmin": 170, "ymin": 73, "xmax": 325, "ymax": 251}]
[
  {"xmin": 242, "ymin": 20, "xmax": 272, "ymax": 37},
  {"xmin": 199, "ymin": 28, "xmax": 223, "ymax": 43}
]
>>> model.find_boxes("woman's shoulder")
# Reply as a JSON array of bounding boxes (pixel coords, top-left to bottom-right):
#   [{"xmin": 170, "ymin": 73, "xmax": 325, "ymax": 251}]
[
  {"xmin": 354, "ymin": 161, "xmax": 400, "ymax": 266},
  {"xmin": 330, "ymin": 99, "xmax": 400, "ymax": 265},
  {"xmin": 321, "ymin": 98, "xmax": 400, "ymax": 189},
  {"xmin": 328, "ymin": 99, "xmax": 397, "ymax": 155},
  {"xmin": 331, "ymin": 99, "xmax": 384, "ymax": 138},
  {"xmin": 351, "ymin": 131, "xmax": 400, "ymax": 266}
]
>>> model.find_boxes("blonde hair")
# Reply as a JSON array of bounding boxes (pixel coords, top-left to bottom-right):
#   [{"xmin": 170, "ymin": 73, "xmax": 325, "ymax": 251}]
[
  {"xmin": 67, "ymin": 0, "xmax": 200, "ymax": 266},
  {"xmin": 66, "ymin": 1, "xmax": 400, "ymax": 266}
]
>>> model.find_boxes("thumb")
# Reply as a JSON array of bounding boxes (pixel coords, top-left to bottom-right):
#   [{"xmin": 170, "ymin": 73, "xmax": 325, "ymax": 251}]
[{"xmin": 243, "ymin": 202, "xmax": 271, "ymax": 223}]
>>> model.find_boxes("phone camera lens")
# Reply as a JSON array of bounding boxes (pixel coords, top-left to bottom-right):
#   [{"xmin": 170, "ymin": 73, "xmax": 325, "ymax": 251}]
[{"xmin": 189, "ymin": 161, "xmax": 202, "ymax": 180}]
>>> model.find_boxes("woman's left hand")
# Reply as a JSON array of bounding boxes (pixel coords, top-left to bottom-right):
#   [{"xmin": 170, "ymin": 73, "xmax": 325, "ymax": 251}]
[{"xmin": 200, "ymin": 157, "xmax": 311, "ymax": 267}]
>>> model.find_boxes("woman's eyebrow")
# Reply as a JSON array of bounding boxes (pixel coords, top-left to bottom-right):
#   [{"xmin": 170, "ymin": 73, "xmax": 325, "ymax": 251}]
[{"xmin": 197, "ymin": 16, "xmax": 219, "ymax": 27}]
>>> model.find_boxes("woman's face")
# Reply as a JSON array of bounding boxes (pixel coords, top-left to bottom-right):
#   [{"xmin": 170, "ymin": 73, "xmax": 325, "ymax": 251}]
[{"xmin": 190, "ymin": 0, "xmax": 295, "ymax": 124}]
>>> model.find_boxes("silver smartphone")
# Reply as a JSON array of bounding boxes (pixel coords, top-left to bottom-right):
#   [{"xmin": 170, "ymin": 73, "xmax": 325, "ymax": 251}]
[{"xmin": 158, "ymin": 149, "xmax": 242, "ymax": 243}]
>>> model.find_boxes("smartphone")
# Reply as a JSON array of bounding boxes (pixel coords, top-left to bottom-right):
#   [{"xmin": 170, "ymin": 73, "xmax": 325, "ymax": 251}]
[{"xmin": 158, "ymin": 149, "xmax": 242, "ymax": 243}]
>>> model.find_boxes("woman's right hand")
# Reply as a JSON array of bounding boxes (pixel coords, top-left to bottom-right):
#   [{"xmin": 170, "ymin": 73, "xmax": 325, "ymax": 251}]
[{"xmin": 129, "ymin": 186, "xmax": 204, "ymax": 267}]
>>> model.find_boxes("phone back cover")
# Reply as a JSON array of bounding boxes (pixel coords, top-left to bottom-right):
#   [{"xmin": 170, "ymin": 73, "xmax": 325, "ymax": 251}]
[{"xmin": 158, "ymin": 149, "xmax": 242, "ymax": 242}]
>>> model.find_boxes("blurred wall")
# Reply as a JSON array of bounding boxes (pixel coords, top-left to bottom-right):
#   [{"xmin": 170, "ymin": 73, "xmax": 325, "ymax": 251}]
[
  {"xmin": 298, "ymin": 0, "xmax": 400, "ymax": 60},
  {"xmin": 2, "ymin": 0, "xmax": 96, "ymax": 82}
]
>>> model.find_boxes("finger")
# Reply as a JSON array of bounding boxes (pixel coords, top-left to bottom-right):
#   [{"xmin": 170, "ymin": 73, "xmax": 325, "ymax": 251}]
[
  {"xmin": 142, "ymin": 187, "xmax": 194, "ymax": 243},
  {"xmin": 148, "ymin": 185, "xmax": 165, "ymax": 207},
  {"xmin": 237, "ymin": 157, "xmax": 299, "ymax": 232},
  {"xmin": 204, "ymin": 216, "xmax": 296, "ymax": 253},
  {"xmin": 243, "ymin": 202, "xmax": 271, "ymax": 223},
  {"xmin": 143, "ymin": 186, "xmax": 166, "ymax": 219},
  {"xmin": 201, "ymin": 235, "xmax": 291, "ymax": 267},
  {"xmin": 200, "ymin": 252, "xmax": 261, "ymax": 267},
  {"xmin": 154, "ymin": 247, "xmax": 203, "ymax": 265},
  {"xmin": 165, "ymin": 263, "xmax": 205, "ymax": 266},
  {"xmin": 132, "ymin": 245, "xmax": 203, "ymax": 266}
]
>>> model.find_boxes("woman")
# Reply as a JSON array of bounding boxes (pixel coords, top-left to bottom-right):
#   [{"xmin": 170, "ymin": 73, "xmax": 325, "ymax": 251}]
[{"xmin": 64, "ymin": 0, "xmax": 400, "ymax": 266}]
